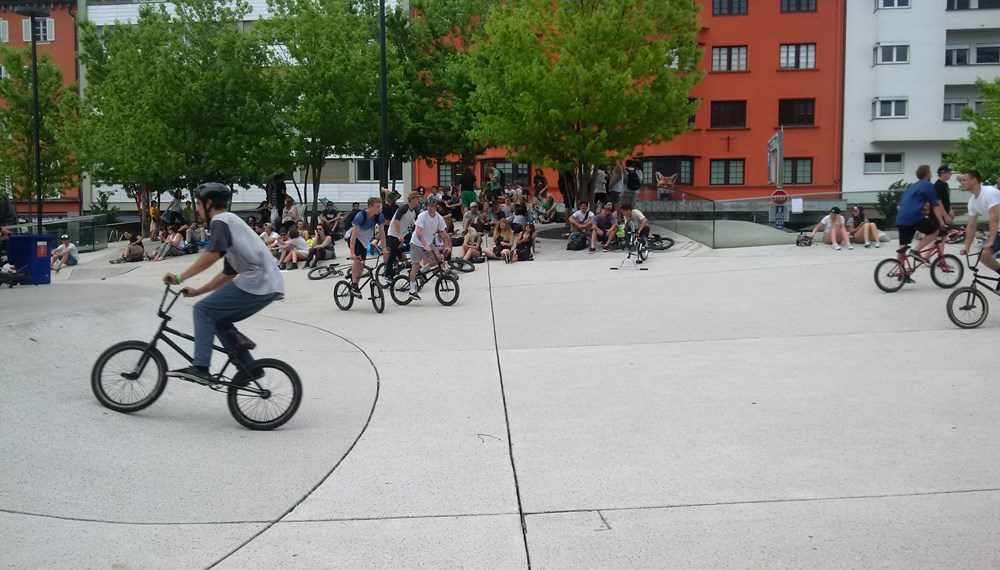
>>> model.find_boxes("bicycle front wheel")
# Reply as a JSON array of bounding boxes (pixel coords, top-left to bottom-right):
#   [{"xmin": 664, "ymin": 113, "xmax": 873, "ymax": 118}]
[
  {"xmin": 874, "ymin": 258, "xmax": 906, "ymax": 293},
  {"xmin": 947, "ymin": 287, "xmax": 989, "ymax": 329},
  {"xmin": 448, "ymin": 258, "xmax": 475, "ymax": 273},
  {"xmin": 637, "ymin": 240, "xmax": 649, "ymax": 261},
  {"xmin": 931, "ymin": 254, "xmax": 964, "ymax": 289},
  {"xmin": 650, "ymin": 235, "xmax": 674, "ymax": 251},
  {"xmin": 390, "ymin": 275, "xmax": 412, "ymax": 305},
  {"xmin": 370, "ymin": 281, "xmax": 385, "ymax": 313},
  {"xmin": 333, "ymin": 280, "xmax": 354, "ymax": 310},
  {"xmin": 228, "ymin": 359, "xmax": 302, "ymax": 430},
  {"xmin": 307, "ymin": 265, "xmax": 333, "ymax": 281},
  {"xmin": 435, "ymin": 275, "xmax": 460, "ymax": 306},
  {"xmin": 91, "ymin": 341, "xmax": 167, "ymax": 413}
]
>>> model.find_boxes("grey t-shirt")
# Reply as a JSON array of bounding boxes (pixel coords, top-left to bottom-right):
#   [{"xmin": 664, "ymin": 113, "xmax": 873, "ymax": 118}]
[{"xmin": 208, "ymin": 211, "xmax": 284, "ymax": 296}]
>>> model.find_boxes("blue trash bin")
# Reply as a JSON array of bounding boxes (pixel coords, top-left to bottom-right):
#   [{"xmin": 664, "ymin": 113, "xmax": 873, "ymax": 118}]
[{"xmin": 7, "ymin": 234, "xmax": 55, "ymax": 285}]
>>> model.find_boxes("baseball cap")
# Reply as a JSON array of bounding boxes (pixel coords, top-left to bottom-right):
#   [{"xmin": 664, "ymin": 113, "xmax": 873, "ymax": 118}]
[
  {"xmin": 60, "ymin": 234, "xmax": 69, "ymax": 239},
  {"xmin": 937, "ymin": 165, "xmax": 951, "ymax": 174},
  {"xmin": 830, "ymin": 207, "xmax": 842, "ymax": 214}
]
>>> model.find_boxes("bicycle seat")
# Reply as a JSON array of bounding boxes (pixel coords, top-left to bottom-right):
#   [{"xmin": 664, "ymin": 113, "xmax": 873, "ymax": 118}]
[{"xmin": 218, "ymin": 325, "xmax": 257, "ymax": 351}]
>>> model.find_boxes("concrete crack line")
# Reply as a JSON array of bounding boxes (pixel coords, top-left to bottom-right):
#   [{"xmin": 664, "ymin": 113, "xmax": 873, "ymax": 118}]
[
  {"xmin": 486, "ymin": 260, "xmax": 533, "ymax": 570},
  {"xmin": 523, "ymin": 487, "xmax": 1000, "ymax": 519}
]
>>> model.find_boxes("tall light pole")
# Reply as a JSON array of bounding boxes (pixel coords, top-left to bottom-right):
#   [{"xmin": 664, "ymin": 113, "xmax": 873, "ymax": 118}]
[
  {"xmin": 14, "ymin": 6, "xmax": 49, "ymax": 234},
  {"xmin": 378, "ymin": 0, "xmax": 389, "ymax": 194}
]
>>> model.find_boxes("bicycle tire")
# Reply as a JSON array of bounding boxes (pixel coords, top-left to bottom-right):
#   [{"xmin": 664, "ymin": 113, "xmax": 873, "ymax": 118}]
[
  {"xmin": 333, "ymin": 280, "xmax": 354, "ymax": 310},
  {"xmin": 874, "ymin": 258, "xmax": 906, "ymax": 293},
  {"xmin": 370, "ymin": 281, "xmax": 385, "ymax": 313},
  {"xmin": 946, "ymin": 286, "xmax": 989, "ymax": 329},
  {"xmin": 931, "ymin": 254, "xmax": 964, "ymax": 289},
  {"xmin": 228, "ymin": 358, "xmax": 302, "ymax": 430},
  {"xmin": 435, "ymin": 275, "xmax": 460, "ymax": 306},
  {"xmin": 649, "ymin": 236, "xmax": 675, "ymax": 251},
  {"xmin": 390, "ymin": 274, "xmax": 412, "ymax": 305},
  {"xmin": 448, "ymin": 258, "xmax": 475, "ymax": 273},
  {"xmin": 307, "ymin": 265, "xmax": 333, "ymax": 281},
  {"xmin": 637, "ymin": 240, "xmax": 649, "ymax": 262},
  {"xmin": 91, "ymin": 341, "xmax": 168, "ymax": 413}
]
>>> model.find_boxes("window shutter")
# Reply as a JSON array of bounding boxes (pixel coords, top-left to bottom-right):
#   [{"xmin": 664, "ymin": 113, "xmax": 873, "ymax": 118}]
[
  {"xmin": 22, "ymin": 19, "xmax": 30, "ymax": 42},
  {"xmin": 46, "ymin": 18, "xmax": 54, "ymax": 42}
]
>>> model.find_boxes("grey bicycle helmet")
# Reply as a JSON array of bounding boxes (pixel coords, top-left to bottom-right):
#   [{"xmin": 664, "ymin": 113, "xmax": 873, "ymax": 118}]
[{"xmin": 195, "ymin": 182, "xmax": 231, "ymax": 209}]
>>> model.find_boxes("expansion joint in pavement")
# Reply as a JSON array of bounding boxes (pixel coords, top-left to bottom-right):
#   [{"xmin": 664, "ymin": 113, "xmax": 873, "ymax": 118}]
[{"xmin": 486, "ymin": 260, "xmax": 533, "ymax": 569}]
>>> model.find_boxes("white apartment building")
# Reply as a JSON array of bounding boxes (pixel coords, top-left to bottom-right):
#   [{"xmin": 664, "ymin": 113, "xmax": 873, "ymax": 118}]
[
  {"xmin": 842, "ymin": 0, "xmax": 1000, "ymax": 200},
  {"xmin": 81, "ymin": 0, "xmax": 411, "ymax": 209}
]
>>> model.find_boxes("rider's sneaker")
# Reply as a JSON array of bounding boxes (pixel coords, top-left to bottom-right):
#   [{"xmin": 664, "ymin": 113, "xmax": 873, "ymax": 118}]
[
  {"xmin": 908, "ymin": 248, "xmax": 925, "ymax": 262},
  {"xmin": 904, "ymin": 276, "xmax": 916, "ymax": 284},
  {"xmin": 169, "ymin": 366, "xmax": 212, "ymax": 385},
  {"xmin": 378, "ymin": 276, "xmax": 391, "ymax": 288},
  {"xmin": 409, "ymin": 290, "xmax": 421, "ymax": 301},
  {"xmin": 350, "ymin": 283, "xmax": 362, "ymax": 298}
]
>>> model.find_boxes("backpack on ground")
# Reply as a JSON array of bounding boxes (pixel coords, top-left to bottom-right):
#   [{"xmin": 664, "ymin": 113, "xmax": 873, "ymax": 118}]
[
  {"xmin": 626, "ymin": 169, "xmax": 642, "ymax": 191},
  {"xmin": 796, "ymin": 233, "xmax": 813, "ymax": 247},
  {"xmin": 566, "ymin": 233, "xmax": 587, "ymax": 251}
]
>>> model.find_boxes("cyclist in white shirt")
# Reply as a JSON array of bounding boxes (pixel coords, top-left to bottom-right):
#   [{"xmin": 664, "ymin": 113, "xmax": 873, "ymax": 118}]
[
  {"xmin": 958, "ymin": 169, "xmax": 1000, "ymax": 283},
  {"xmin": 407, "ymin": 200, "xmax": 451, "ymax": 300}
]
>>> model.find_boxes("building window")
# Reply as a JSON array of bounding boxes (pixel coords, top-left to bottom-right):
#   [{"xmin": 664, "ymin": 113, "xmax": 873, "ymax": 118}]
[
  {"xmin": 872, "ymin": 98, "xmax": 907, "ymax": 119},
  {"xmin": 712, "ymin": 0, "xmax": 748, "ymax": 15},
  {"xmin": 482, "ymin": 161, "xmax": 531, "ymax": 187},
  {"xmin": 781, "ymin": 0, "xmax": 816, "ymax": 11},
  {"xmin": 878, "ymin": 0, "xmax": 909, "ymax": 7},
  {"xmin": 645, "ymin": 157, "xmax": 695, "ymax": 186},
  {"xmin": 710, "ymin": 101, "xmax": 747, "ymax": 129},
  {"xmin": 778, "ymin": 99, "xmax": 815, "ymax": 126},
  {"xmin": 864, "ymin": 153, "xmax": 903, "ymax": 174},
  {"xmin": 679, "ymin": 159, "xmax": 693, "ymax": 185},
  {"xmin": 711, "ymin": 46, "xmax": 747, "ymax": 72},
  {"xmin": 0, "ymin": 20, "xmax": 8, "ymax": 43},
  {"xmin": 981, "ymin": 0, "xmax": 1000, "ymax": 7},
  {"xmin": 974, "ymin": 100, "xmax": 987, "ymax": 114},
  {"xmin": 944, "ymin": 99, "xmax": 969, "ymax": 121},
  {"xmin": 946, "ymin": 46, "xmax": 970, "ymax": 66},
  {"xmin": 356, "ymin": 158, "xmax": 403, "ymax": 182},
  {"xmin": 318, "ymin": 159, "xmax": 350, "ymax": 183},
  {"xmin": 947, "ymin": 0, "xmax": 971, "ymax": 7},
  {"xmin": 779, "ymin": 44, "xmax": 816, "ymax": 69},
  {"xmin": 949, "ymin": 0, "xmax": 1000, "ymax": 7},
  {"xmin": 438, "ymin": 162, "xmax": 460, "ymax": 188},
  {"xmin": 782, "ymin": 158, "xmax": 813, "ymax": 184},
  {"xmin": 975, "ymin": 45, "xmax": 1000, "ymax": 64},
  {"xmin": 22, "ymin": 18, "xmax": 55, "ymax": 43},
  {"xmin": 0, "ymin": 65, "xmax": 5, "ymax": 80},
  {"xmin": 710, "ymin": 160, "xmax": 744, "ymax": 185},
  {"xmin": 875, "ymin": 44, "xmax": 909, "ymax": 64}
]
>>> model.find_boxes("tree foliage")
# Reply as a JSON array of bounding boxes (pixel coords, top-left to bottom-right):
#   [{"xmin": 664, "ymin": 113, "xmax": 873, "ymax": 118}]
[
  {"xmin": 468, "ymin": 0, "xmax": 702, "ymax": 202},
  {"xmin": 0, "ymin": 46, "xmax": 79, "ymax": 218},
  {"xmin": 950, "ymin": 77, "xmax": 1000, "ymax": 185}
]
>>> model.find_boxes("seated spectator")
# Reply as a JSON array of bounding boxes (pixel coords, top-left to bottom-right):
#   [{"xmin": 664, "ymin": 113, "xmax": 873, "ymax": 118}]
[
  {"xmin": 295, "ymin": 219, "xmax": 311, "ymax": 244},
  {"xmin": 537, "ymin": 195, "xmax": 558, "ymax": 223},
  {"xmin": 186, "ymin": 221, "xmax": 207, "ymax": 246},
  {"xmin": 463, "ymin": 202, "xmax": 487, "ymax": 234},
  {"xmin": 319, "ymin": 200, "xmax": 342, "ymax": 237},
  {"xmin": 278, "ymin": 228, "xmax": 310, "ymax": 270},
  {"xmin": 590, "ymin": 202, "xmax": 618, "ymax": 252},
  {"xmin": 269, "ymin": 228, "xmax": 289, "ymax": 259},
  {"xmin": 568, "ymin": 201, "xmax": 595, "ymax": 236},
  {"xmin": 110, "ymin": 233, "xmax": 146, "ymax": 264},
  {"xmin": 809, "ymin": 206, "xmax": 852, "ymax": 251},
  {"xmin": 846, "ymin": 205, "xmax": 880, "ymax": 248},
  {"xmin": 506, "ymin": 223, "xmax": 536, "ymax": 263},
  {"xmin": 304, "ymin": 225, "xmax": 336, "ymax": 268},
  {"xmin": 259, "ymin": 222, "xmax": 278, "ymax": 245},
  {"xmin": 486, "ymin": 200, "xmax": 505, "ymax": 233},
  {"xmin": 485, "ymin": 219, "xmax": 515, "ymax": 260},
  {"xmin": 620, "ymin": 203, "xmax": 650, "ymax": 237},
  {"xmin": 281, "ymin": 196, "xmax": 300, "ymax": 231},
  {"xmin": 462, "ymin": 227, "xmax": 483, "ymax": 261},
  {"xmin": 51, "ymin": 234, "xmax": 79, "ymax": 271},
  {"xmin": 149, "ymin": 225, "xmax": 186, "ymax": 261},
  {"xmin": 509, "ymin": 202, "xmax": 531, "ymax": 232}
]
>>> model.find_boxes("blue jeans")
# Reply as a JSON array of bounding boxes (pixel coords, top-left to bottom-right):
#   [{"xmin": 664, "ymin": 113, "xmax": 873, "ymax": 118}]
[{"xmin": 192, "ymin": 281, "xmax": 280, "ymax": 369}]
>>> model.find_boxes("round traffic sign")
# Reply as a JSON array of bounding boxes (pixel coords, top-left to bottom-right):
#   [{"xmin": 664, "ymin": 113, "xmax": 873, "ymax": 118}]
[{"xmin": 772, "ymin": 190, "xmax": 788, "ymax": 205}]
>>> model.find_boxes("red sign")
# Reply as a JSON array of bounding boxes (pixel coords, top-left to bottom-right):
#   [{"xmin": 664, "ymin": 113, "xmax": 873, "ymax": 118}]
[
  {"xmin": 772, "ymin": 190, "xmax": 788, "ymax": 205},
  {"xmin": 36, "ymin": 242, "xmax": 48, "ymax": 257}
]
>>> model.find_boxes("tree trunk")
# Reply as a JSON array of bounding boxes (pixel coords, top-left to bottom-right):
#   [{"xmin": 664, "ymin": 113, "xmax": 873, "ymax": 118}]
[
  {"xmin": 311, "ymin": 163, "xmax": 322, "ymax": 228},
  {"xmin": 574, "ymin": 162, "xmax": 594, "ymax": 207}
]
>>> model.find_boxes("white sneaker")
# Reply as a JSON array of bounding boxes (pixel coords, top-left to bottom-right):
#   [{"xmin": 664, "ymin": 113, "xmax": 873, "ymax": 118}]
[
  {"xmin": 875, "ymin": 242, "xmax": 880, "ymax": 248},
  {"xmin": 833, "ymin": 244, "xmax": 841, "ymax": 251},
  {"xmin": 848, "ymin": 244, "xmax": 854, "ymax": 250}
]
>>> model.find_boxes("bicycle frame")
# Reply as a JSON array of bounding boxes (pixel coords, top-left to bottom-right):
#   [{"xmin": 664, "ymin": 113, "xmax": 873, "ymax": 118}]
[
  {"xmin": 897, "ymin": 239, "xmax": 948, "ymax": 273},
  {"xmin": 961, "ymin": 249, "xmax": 1000, "ymax": 293}
]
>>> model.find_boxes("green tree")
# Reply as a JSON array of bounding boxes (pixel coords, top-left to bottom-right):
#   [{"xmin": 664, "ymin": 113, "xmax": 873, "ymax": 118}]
[
  {"xmin": 0, "ymin": 47, "xmax": 79, "ymax": 222},
  {"xmin": 469, "ymin": 0, "xmax": 702, "ymax": 203},
  {"xmin": 950, "ymin": 77, "xmax": 1000, "ymax": 185}
]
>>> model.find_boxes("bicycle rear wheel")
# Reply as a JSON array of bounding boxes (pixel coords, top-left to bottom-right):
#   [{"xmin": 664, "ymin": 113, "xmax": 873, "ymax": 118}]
[
  {"xmin": 307, "ymin": 265, "xmax": 333, "ymax": 280},
  {"xmin": 370, "ymin": 281, "xmax": 385, "ymax": 313},
  {"xmin": 947, "ymin": 287, "xmax": 989, "ymax": 329},
  {"xmin": 435, "ymin": 275, "xmax": 460, "ymax": 306},
  {"xmin": 649, "ymin": 235, "xmax": 675, "ymax": 251},
  {"xmin": 91, "ymin": 341, "xmax": 167, "ymax": 413},
  {"xmin": 228, "ymin": 359, "xmax": 302, "ymax": 430},
  {"xmin": 448, "ymin": 258, "xmax": 475, "ymax": 273},
  {"xmin": 931, "ymin": 254, "xmax": 964, "ymax": 289},
  {"xmin": 333, "ymin": 280, "xmax": 354, "ymax": 310},
  {"xmin": 390, "ymin": 274, "xmax": 412, "ymax": 305},
  {"xmin": 874, "ymin": 258, "xmax": 906, "ymax": 293}
]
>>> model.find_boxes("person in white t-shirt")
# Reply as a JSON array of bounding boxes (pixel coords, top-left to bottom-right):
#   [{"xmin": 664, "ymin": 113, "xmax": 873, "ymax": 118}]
[
  {"xmin": 278, "ymin": 228, "xmax": 310, "ymax": 270},
  {"xmin": 808, "ymin": 207, "xmax": 852, "ymax": 250},
  {"xmin": 385, "ymin": 191, "xmax": 421, "ymax": 285},
  {"xmin": 568, "ymin": 201, "xmax": 595, "ymax": 236},
  {"xmin": 958, "ymin": 169, "xmax": 1000, "ymax": 280},
  {"xmin": 407, "ymin": 200, "xmax": 450, "ymax": 300},
  {"xmin": 51, "ymin": 234, "xmax": 79, "ymax": 272}
]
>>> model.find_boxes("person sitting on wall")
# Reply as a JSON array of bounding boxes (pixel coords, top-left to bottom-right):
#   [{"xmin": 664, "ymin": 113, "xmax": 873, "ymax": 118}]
[
  {"xmin": 51, "ymin": 234, "xmax": 79, "ymax": 272},
  {"xmin": 110, "ymin": 233, "xmax": 146, "ymax": 264}
]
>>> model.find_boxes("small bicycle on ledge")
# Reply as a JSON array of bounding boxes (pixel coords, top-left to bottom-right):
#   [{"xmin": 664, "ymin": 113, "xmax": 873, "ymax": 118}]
[{"xmin": 91, "ymin": 285, "xmax": 302, "ymax": 430}]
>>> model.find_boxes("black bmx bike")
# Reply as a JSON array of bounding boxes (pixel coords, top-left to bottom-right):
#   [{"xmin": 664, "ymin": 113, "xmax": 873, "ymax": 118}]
[
  {"xmin": 946, "ymin": 249, "xmax": 1000, "ymax": 329},
  {"xmin": 388, "ymin": 250, "xmax": 460, "ymax": 306},
  {"xmin": 91, "ymin": 285, "xmax": 302, "ymax": 430}
]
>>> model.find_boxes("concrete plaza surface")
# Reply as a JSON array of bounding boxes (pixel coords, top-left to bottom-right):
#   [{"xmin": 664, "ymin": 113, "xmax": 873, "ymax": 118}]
[{"xmin": 2, "ymin": 224, "xmax": 1000, "ymax": 569}]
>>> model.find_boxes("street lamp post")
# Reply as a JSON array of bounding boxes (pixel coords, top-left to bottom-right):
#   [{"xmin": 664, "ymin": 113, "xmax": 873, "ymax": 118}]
[{"xmin": 14, "ymin": 6, "xmax": 49, "ymax": 234}]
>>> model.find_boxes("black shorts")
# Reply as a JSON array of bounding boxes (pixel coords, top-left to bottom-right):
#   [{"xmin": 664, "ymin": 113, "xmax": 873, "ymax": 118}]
[
  {"xmin": 352, "ymin": 239, "xmax": 368, "ymax": 260},
  {"xmin": 897, "ymin": 217, "xmax": 937, "ymax": 245}
]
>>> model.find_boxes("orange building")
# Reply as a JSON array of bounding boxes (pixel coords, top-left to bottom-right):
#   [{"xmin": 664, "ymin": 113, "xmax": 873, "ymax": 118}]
[
  {"xmin": 0, "ymin": 0, "xmax": 82, "ymax": 218},
  {"xmin": 414, "ymin": 0, "xmax": 845, "ymax": 202}
]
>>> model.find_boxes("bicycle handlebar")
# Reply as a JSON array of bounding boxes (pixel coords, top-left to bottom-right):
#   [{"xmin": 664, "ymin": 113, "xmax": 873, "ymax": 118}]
[{"xmin": 159, "ymin": 284, "xmax": 184, "ymax": 316}]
